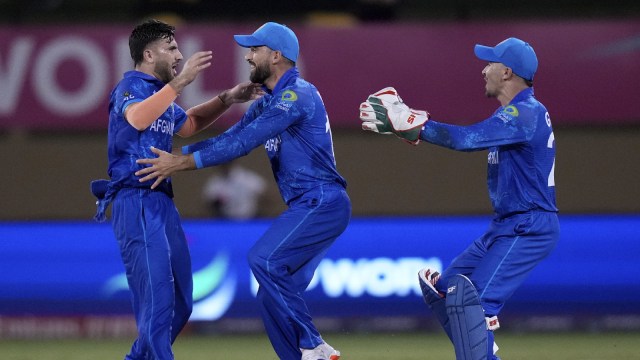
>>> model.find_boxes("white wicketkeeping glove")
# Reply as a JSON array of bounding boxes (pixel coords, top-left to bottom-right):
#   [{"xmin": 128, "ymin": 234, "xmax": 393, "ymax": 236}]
[{"xmin": 359, "ymin": 87, "xmax": 429, "ymax": 145}]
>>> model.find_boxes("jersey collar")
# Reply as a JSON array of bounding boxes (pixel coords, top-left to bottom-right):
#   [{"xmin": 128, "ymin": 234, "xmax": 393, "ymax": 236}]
[
  {"xmin": 124, "ymin": 70, "xmax": 165, "ymax": 87},
  {"xmin": 263, "ymin": 67, "xmax": 299, "ymax": 95},
  {"xmin": 510, "ymin": 87, "xmax": 535, "ymax": 104}
]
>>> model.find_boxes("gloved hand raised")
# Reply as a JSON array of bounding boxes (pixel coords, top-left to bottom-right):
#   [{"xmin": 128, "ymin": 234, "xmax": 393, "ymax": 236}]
[{"xmin": 359, "ymin": 87, "xmax": 429, "ymax": 145}]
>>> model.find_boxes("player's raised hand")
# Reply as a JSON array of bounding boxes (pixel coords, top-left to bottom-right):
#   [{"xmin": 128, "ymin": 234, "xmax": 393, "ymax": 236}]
[
  {"xmin": 135, "ymin": 147, "xmax": 196, "ymax": 189},
  {"xmin": 219, "ymin": 82, "xmax": 265, "ymax": 105},
  {"xmin": 360, "ymin": 87, "xmax": 429, "ymax": 145},
  {"xmin": 170, "ymin": 50, "xmax": 213, "ymax": 93}
]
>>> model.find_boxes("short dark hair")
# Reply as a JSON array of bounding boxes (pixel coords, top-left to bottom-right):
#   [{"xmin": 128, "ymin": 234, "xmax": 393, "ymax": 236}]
[{"xmin": 129, "ymin": 19, "xmax": 175, "ymax": 66}]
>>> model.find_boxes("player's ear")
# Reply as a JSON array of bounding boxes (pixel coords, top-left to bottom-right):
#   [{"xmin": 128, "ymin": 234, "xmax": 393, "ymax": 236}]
[
  {"xmin": 271, "ymin": 50, "xmax": 283, "ymax": 65},
  {"xmin": 503, "ymin": 67, "xmax": 514, "ymax": 80},
  {"xmin": 143, "ymin": 48, "xmax": 154, "ymax": 64}
]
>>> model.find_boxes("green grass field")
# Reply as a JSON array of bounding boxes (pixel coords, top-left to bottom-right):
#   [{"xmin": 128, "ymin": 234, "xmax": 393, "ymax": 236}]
[{"xmin": 1, "ymin": 331, "xmax": 639, "ymax": 360}]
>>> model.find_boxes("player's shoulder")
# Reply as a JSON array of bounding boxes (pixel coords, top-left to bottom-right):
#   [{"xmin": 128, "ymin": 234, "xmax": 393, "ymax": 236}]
[
  {"xmin": 111, "ymin": 82, "xmax": 143, "ymax": 110},
  {"xmin": 497, "ymin": 93, "xmax": 544, "ymax": 123},
  {"xmin": 513, "ymin": 88, "xmax": 546, "ymax": 113},
  {"xmin": 269, "ymin": 87, "xmax": 299, "ymax": 114},
  {"xmin": 495, "ymin": 104, "xmax": 521, "ymax": 123},
  {"xmin": 271, "ymin": 80, "xmax": 311, "ymax": 108},
  {"xmin": 279, "ymin": 78, "xmax": 314, "ymax": 97},
  {"xmin": 113, "ymin": 75, "xmax": 142, "ymax": 95}
]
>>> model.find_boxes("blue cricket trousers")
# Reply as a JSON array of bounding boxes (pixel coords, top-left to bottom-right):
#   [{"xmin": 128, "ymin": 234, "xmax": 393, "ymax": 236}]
[
  {"xmin": 111, "ymin": 188, "xmax": 193, "ymax": 360},
  {"xmin": 248, "ymin": 185, "xmax": 351, "ymax": 360},
  {"xmin": 436, "ymin": 210, "xmax": 560, "ymax": 316}
]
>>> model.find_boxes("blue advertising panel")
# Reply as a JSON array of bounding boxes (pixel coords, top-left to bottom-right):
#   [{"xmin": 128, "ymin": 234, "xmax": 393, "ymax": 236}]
[{"xmin": 1, "ymin": 215, "xmax": 639, "ymax": 319}]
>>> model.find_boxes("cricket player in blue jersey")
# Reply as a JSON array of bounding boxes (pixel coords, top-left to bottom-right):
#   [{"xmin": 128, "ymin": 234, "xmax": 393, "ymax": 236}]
[
  {"xmin": 135, "ymin": 22, "xmax": 350, "ymax": 360},
  {"xmin": 91, "ymin": 19, "xmax": 262, "ymax": 360},
  {"xmin": 360, "ymin": 37, "xmax": 559, "ymax": 360}
]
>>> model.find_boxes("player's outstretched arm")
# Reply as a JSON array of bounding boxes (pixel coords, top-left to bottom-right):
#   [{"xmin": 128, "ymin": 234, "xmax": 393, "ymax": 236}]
[
  {"xmin": 135, "ymin": 147, "xmax": 196, "ymax": 189},
  {"xmin": 219, "ymin": 82, "xmax": 265, "ymax": 105},
  {"xmin": 179, "ymin": 82, "xmax": 264, "ymax": 137},
  {"xmin": 359, "ymin": 87, "xmax": 429, "ymax": 145}
]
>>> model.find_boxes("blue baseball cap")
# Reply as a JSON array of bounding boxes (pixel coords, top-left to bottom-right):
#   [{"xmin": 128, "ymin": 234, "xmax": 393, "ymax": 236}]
[
  {"xmin": 234, "ymin": 22, "xmax": 299, "ymax": 62},
  {"xmin": 474, "ymin": 37, "xmax": 538, "ymax": 81}
]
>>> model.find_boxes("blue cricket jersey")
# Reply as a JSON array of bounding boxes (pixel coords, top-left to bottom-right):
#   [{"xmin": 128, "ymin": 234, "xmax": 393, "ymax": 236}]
[
  {"xmin": 108, "ymin": 70, "xmax": 187, "ymax": 193},
  {"xmin": 182, "ymin": 67, "xmax": 346, "ymax": 204},
  {"xmin": 93, "ymin": 71, "xmax": 187, "ymax": 221},
  {"xmin": 420, "ymin": 87, "xmax": 557, "ymax": 218}
]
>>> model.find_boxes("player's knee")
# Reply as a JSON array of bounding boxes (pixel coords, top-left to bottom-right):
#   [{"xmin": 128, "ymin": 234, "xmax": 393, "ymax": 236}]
[
  {"xmin": 247, "ymin": 247, "xmax": 270, "ymax": 275},
  {"xmin": 246, "ymin": 250, "xmax": 261, "ymax": 272}
]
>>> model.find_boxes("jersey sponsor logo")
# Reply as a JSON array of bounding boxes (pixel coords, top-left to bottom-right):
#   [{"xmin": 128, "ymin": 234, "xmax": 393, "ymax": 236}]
[
  {"xmin": 504, "ymin": 105, "xmax": 519, "ymax": 116},
  {"xmin": 497, "ymin": 105, "xmax": 519, "ymax": 123},
  {"xmin": 281, "ymin": 90, "xmax": 298, "ymax": 102},
  {"xmin": 275, "ymin": 90, "xmax": 298, "ymax": 112},
  {"xmin": 488, "ymin": 150, "xmax": 499, "ymax": 164},
  {"xmin": 149, "ymin": 118, "xmax": 175, "ymax": 135},
  {"xmin": 275, "ymin": 101, "xmax": 293, "ymax": 112}
]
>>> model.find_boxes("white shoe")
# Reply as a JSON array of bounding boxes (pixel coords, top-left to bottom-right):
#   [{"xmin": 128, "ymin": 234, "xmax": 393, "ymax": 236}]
[{"xmin": 301, "ymin": 342, "xmax": 341, "ymax": 360}]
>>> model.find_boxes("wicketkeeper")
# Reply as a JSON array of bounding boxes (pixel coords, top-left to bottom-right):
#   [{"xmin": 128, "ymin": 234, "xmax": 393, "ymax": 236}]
[{"xmin": 360, "ymin": 37, "xmax": 560, "ymax": 360}]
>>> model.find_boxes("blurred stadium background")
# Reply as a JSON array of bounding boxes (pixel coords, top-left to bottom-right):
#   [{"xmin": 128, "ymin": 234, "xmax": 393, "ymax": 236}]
[{"xmin": 1, "ymin": 1, "xmax": 639, "ymax": 358}]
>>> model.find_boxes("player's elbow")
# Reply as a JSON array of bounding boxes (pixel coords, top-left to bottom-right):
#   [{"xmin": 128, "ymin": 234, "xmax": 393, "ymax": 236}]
[
  {"xmin": 176, "ymin": 119, "xmax": 196, "ymax": 138},
  {"xmin": 126, "ymin": 116, "xmax": 149, "ymax": 131}
]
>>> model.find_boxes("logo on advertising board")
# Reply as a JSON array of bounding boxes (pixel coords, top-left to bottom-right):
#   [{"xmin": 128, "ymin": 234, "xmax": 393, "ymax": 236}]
[
  {"xmin": 103, "ymin": 252, "xmax": 237, "ymax": 321},
  {"xmin": 102, "ymin": 254, "xmax": 442, "ymax": 321}
]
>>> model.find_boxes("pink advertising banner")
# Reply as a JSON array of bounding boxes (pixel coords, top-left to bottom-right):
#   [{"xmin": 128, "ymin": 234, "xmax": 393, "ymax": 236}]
[{"xmin": 1, "ymin": 21, "xmax": 639, "ymax": 130}]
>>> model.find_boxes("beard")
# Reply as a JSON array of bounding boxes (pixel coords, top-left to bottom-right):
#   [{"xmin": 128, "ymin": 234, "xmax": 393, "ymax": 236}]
[
  {"xmin": 250, "ymin": 61, "xmax": 271, "ymax": 84},
  {"xmin": 154, "ymin": 60, "xmax": 175, "ymax": 84}
]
